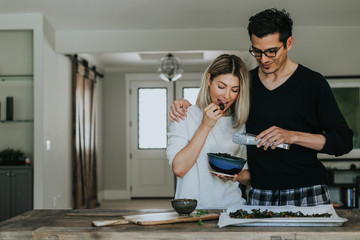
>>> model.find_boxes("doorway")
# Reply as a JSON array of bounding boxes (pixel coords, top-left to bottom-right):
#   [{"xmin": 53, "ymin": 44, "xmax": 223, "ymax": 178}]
[{"xmin": 126, "ymin": 73, "xmax": 201, "ymax": 197}]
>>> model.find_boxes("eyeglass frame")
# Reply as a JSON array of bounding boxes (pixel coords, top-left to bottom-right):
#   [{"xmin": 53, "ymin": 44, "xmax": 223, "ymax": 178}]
[{"xmin": 249, "ymin": 44, "xmax": 284, "ymax": 58}]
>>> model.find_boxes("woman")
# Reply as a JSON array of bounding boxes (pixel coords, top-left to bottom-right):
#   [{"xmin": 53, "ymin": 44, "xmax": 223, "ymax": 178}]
[{"xmin": 166, "ymin": 54, "xmax": 250, "ymax": 209}]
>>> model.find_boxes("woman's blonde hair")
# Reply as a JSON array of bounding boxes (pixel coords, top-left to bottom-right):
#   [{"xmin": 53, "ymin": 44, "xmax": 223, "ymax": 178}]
[{"xmin": 196, "ymin": 54, "xmax": 249, "ymax": 129}]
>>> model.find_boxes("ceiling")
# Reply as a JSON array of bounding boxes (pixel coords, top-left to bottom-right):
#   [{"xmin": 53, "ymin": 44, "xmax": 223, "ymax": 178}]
[
  {"xmin": 1, "ymin": 0, "xmax": 359, "ymax": 30},
  {"xmin": 1, "ymin": 0, "xmax": 360, "ymax": 73}
]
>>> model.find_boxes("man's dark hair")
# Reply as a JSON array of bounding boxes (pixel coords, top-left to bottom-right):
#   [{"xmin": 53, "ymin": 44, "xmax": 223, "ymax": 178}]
[{"xmin": 247, "ymin": 8, "xmax": 293, "ymax": 48}]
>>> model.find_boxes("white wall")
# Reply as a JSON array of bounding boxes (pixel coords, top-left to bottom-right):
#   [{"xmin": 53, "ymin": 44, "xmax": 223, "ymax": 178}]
[
  {"xmin": 96, "ymin": 77, "xmax": 104, "ymax": 201},
  {"xmin": 101, "ymin": 72, "xmax": 128, "ymax": 199},
  {"xmin": 42, "ymin": 34, "xmax": 105, "ymax": 208},
  {"xmin": 0, "ymin": 31, "xmax": 33, "ymax": 75},
  {"xmin": 42, "ymin": 35, "xmax": 72, "ymax": 209},
  {"xmin": 290, "ymin": 27, "xmax": 360, "ymax": 76}
]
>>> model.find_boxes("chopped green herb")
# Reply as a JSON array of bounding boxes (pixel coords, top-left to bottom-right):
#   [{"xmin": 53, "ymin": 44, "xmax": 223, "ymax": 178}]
[
  {"xmin": 198, "ymin": 219, "xmax": 203, "ymax": 225},
  {"xmin": 195, "ymin": 209, "xmax": 209, "ymax": 217}
]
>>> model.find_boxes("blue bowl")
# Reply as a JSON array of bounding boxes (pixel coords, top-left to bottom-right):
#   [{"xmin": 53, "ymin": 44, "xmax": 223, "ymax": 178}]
[{"xmin": 207, "ymin": 153, "xmax": 246, "ymax": 175}]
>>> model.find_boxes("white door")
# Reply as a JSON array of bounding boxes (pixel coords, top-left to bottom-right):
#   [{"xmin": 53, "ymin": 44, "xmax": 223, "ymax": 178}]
[{"xmin": 129, "ymin": 80, "xmax": 175, "ymax": 197}]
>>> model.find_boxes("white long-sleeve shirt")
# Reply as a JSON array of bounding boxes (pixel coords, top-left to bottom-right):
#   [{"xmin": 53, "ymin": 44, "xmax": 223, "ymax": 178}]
[{"xmin": 166, "ymin": 105, "xmax": 246, "ymax": 209}]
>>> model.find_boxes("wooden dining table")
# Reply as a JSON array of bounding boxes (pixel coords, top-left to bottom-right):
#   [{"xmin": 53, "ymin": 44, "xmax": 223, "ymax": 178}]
[{"xmin": 1, "ymin": 208, "xmax": 360, "ymax": 239}]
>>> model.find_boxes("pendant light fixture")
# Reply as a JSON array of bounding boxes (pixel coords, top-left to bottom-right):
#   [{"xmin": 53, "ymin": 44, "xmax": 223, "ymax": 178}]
[{"xmin": 157, "ymin": 53, "xmax": 184, "ymax": 82}]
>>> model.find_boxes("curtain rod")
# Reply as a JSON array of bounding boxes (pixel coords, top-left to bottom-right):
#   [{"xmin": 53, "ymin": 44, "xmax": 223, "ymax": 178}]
[{"xmin": 66, "ymin": 54, "xmax": 104, "ymax": 78}]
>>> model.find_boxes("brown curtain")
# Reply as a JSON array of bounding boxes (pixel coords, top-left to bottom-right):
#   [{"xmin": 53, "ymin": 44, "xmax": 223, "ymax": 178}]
[{"xmin": 72, "ymin": 58, "xmax": 98, "ymax": 209}]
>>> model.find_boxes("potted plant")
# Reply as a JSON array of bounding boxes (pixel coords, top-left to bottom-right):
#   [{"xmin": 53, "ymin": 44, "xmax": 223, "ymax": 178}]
[{"xmin": 0, "ymin": 148, "xmax": 26, "ymax": 165}]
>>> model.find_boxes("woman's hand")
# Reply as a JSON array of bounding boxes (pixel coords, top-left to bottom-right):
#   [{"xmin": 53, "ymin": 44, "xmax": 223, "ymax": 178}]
[
  {"xmin": 200, "ymin": 103, "xmax": 223, "ymax": 130},
  {"xmin": 210, "ymin": 170, "xmax": 233, "ymax": 181}
]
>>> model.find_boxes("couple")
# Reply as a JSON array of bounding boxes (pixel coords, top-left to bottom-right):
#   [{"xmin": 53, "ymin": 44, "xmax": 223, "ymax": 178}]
[{"xmin": 166, "ymin": 8, "xmax": 353, "ymax": 209}]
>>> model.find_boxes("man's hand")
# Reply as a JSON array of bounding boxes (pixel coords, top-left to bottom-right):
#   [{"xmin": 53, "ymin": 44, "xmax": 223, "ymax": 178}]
[
  {"xmin": 235, "ymin": 169, "xmax": 250, "ymax": 185},
  {"xmin": 255, "ymin": 126, "xmax": 326, "ymax": 151},
  {"xmin": 255, "ymin": 126, "xmax": 293, "ymax": 150},
  {"xmin": 168, "ymin": 99, "xmax": 192, "ymax": 122}
]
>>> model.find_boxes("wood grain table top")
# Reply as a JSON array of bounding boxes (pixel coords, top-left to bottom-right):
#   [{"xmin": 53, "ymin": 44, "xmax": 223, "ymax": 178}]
[{"xmin": 1, "ymin": 208, "xmax": 360, "ymax": 240}]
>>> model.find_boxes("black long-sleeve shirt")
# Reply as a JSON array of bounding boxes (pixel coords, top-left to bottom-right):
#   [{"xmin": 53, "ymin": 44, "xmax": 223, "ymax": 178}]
[{"xmin": 246, "ymin": 65, "xmax": 353, "ymax": 189}]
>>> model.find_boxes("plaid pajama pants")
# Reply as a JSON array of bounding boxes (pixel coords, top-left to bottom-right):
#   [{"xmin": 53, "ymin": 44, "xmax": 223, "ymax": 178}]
[{"xmin": 248, "ymin": 184, "xmax": 331, "ymax": 206}]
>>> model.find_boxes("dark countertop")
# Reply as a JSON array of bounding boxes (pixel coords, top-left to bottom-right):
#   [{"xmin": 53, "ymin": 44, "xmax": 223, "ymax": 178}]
[{"xmin": 1, "ymin": 208, "xmax": 360, "ymax": 240}]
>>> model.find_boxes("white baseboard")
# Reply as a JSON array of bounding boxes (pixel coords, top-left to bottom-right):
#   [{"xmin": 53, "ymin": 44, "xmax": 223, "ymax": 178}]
[{"xmin": 103, "ymin": 189, "xmax": 131, "ymax": 200}]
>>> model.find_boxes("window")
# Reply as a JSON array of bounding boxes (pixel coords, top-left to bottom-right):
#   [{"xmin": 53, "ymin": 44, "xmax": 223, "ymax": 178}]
[
  {"xmin": 183, "ymin": 87, "xmax": 200, "ymax": 105},
  {"xmin": 331, "ymin": 86, "xmax": 360, "ymax": 149},
  {"xmin": 328, "ymin": 78, "xmax": 360, "ymax": 157},
  {"xmin": 138, "ymin": 88, "xmax": 167, "ymax": 149}
]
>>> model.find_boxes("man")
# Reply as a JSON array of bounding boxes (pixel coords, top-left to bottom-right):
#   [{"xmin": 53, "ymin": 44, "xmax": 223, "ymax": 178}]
[{"xmin": 168, "ymin": 8, "xmax": 353, "ymax": 206}]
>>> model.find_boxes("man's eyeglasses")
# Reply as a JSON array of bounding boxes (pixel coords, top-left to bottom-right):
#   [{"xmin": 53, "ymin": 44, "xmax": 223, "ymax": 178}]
[{"xmin": 249, "ymin": 45, "xmax": 283, "ymax": 58}]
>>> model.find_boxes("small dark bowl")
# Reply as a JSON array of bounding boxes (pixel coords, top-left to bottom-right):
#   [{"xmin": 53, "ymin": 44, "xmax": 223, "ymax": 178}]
[
  {"xmin": 207, "ymin": 153, "xmax": 247, "ymax": 175},
  {"xmin": 171, "ymin": 199, "xmax": 197, "ymax": 215}
]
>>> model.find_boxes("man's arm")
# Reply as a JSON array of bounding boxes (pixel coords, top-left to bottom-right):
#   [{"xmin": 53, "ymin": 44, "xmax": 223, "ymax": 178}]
[
  {"xmin": 255, "ymin": 77, "xmax": 353, "ymax": 155},
  {"xmin": 168, "ymin": 99, "xmax": 192, "ymax": 122}
]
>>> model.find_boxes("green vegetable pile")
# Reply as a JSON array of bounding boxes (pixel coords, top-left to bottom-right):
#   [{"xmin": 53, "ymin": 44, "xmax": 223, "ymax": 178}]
[{"xmin": 229, "ymin": 209, "xmax": 332, "ymax": 219}]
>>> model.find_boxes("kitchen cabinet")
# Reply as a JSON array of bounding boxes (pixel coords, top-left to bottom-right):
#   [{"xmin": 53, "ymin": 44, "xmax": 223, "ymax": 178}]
[{"xmin": 0, "ymin": 166, "xmax": 33, "ymax": 221}]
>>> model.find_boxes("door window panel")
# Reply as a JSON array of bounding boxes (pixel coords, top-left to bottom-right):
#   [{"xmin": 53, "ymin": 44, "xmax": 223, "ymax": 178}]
[
  {"xmin": 138, "ymin": 88, "xmax": 167, "ymax": 149},
  {"xmin": 183, "ymin": 87, "xmax": 200, "ymax": 105}
]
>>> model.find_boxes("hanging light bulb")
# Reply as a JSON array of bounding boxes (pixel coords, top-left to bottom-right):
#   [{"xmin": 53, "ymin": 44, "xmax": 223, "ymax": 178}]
[{"xmin": 157, "ymin": 53, "xmax": 184, "ymax": 82}]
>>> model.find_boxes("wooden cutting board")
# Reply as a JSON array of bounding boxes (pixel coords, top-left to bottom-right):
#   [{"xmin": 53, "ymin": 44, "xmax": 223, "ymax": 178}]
[
  {"xmin": 92, "ymin": 211, "xmax": 220, "ymax": 226},
  {"xmin": 124, "ymin": 212, "xmax": 220, "ymax": 226}
]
